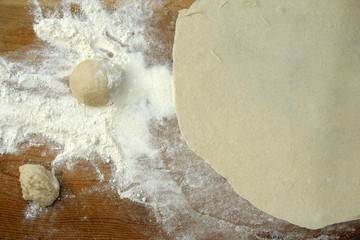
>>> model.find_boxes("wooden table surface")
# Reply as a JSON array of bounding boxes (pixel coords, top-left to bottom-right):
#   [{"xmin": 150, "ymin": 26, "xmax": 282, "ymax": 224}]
[{"xmin": 1, "ymin": 1, "xmax": 360, "ymax": 239}]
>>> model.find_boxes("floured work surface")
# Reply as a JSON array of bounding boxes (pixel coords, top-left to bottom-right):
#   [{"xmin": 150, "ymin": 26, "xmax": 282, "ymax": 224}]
[
  {"xmin": 0, "ymin": 0, "xmax": 360, "ymax": 239},
  {"xmin": 174, "ymin": 0, "xmax": 360, "ymax": 231}
]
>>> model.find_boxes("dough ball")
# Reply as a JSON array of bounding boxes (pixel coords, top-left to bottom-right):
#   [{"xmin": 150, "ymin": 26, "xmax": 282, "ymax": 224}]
[
  {"xmin": 19, "ymin": 164, "xmax": 60, "ymax": 207},
  {"xmin": 70, "ymin": 59, "xmax": 124, "ymax": 106}
]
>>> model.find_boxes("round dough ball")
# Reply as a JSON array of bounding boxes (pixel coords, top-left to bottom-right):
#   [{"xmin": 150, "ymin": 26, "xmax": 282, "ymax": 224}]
[
  {"xmin": 70, "ymin": 59, "xmax": 124, "ymax": 106},
  {"xmin": 19, "ymin": 164, "xmax": 60, "ymax": 207},
  {"xmin": 173, "ymin": 0, "xmax": 360, "ymax": 229}
]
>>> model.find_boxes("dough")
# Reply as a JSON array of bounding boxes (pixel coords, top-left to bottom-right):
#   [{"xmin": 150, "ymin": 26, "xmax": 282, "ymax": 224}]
[
  {"xmin": 19, "ymin": 164, "xmax": 60, "ymax": 207},
  {"xmin": 70, "ymin": 59, "xmax": 124, "ymax": 106},
  {"xmin": 173, "ymin": 0, "xmax": 360, "ymax": 229}
]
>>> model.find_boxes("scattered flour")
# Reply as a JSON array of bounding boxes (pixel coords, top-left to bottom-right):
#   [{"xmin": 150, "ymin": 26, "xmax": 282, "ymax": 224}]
[
  {"xmin": 24, "ymin": 202, "xmax": 48, "ymax": 220},
  {"xmin": 0, "ymin": 0, "xmax": 356, "ymax": 239}
]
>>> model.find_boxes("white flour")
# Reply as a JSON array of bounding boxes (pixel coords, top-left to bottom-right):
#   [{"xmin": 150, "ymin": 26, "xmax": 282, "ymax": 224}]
[
  {"xmin": 0, "ymin": 0, "xmax": 354, "ymax": 239},
  {"xmin": 24, "ymin": 202, "xmax": 48, "ymax": 220}
]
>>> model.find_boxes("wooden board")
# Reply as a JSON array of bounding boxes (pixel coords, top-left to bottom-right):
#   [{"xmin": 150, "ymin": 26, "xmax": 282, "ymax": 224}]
[{"xmin": 0, "ymin": 1, "xmax": 360, "ymax": 239}]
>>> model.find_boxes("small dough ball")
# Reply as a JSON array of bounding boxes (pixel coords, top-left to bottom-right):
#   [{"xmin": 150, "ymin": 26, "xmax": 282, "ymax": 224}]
[
  {"xmin": 19, "ymin": 164, "xmax": 60, "ymax": 207},
  {"xmin": 70, "ymin": 59, "xmax": 124, "ymax": 106}
]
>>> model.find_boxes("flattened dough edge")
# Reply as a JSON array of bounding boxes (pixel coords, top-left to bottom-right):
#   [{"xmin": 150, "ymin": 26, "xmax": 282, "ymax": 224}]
[{"xmin": 173, "ymin": 0, "xmax": 360, "ymax": 229}]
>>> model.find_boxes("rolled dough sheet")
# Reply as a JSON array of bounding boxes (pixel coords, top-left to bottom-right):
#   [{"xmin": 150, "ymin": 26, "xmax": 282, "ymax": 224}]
[{"xmin": 173, "ymin": 0, "xmax": 360, "ymax": 229}]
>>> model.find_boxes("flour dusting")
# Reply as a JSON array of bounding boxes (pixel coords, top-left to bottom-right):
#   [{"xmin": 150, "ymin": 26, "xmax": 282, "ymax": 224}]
[
  {"xmin": 24, "ymin": 202, "xmax": 48, "ymax": 219},
  {"xmin": 0, "ymin": 0, "xmax": 355, "ymax": 239}
]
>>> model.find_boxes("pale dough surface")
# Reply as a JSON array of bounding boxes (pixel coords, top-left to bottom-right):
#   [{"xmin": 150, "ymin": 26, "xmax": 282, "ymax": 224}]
[
  {"xmin": 19, "ymin": 164, "xmax": 60, "ymax": 207},
  {"xmin": 70, "ymin": 59, "xmax": 123, "ymax": 106},
  {"xmin": 173, "ymin": 0, "xmax": 360, "ymax": 229}
]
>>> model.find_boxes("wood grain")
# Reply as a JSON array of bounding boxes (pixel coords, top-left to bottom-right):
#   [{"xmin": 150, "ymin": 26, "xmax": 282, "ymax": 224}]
[
  {"xmin": 0, "ymin": 1, "xmax": 188, "ymax": 239},
  {"xmin": 0, "ymin": 144, "xmax": 169, "ymax": 239},
  {"xmin": 1, "ymin": 0, "xmax": 360, "ymax": 239}
]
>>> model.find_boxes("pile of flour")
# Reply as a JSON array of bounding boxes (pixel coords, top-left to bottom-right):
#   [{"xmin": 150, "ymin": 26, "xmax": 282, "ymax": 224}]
[{"xmin": 0, "ymin": 0, "xmax": 352, "ymax": 239}]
